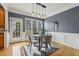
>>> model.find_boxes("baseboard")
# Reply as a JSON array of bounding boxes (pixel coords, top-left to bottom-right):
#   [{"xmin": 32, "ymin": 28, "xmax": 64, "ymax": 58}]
[{"xmin": 53, "ymin": 40, "xmax": 79, "ymax": 50}]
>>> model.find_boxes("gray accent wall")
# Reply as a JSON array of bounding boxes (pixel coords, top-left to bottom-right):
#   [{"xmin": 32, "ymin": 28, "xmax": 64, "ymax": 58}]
[{"xmin": 45, "ymin": 6, "xmax": 79, "ymax": 33}]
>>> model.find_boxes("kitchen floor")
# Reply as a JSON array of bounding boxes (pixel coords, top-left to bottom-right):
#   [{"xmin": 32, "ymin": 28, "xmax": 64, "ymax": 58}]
[{"xmin": 0, "ymin": 41, "xmax": 79, "ymax": 56}]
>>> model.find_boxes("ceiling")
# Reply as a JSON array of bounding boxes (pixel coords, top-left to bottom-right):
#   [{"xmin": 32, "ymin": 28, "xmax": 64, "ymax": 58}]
[{"xmin": 6, "ymin": 3, "xmax": 79, "ymax": 18}]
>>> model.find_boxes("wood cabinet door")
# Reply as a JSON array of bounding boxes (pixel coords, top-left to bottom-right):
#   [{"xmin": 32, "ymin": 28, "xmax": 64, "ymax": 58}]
[
  {"xmin": 0, "ymin": 35, "xmax": 4, "ymax": 48},
  {"xmin": 0, "ymin": 8, "xmax": 5, "ymax": 27},
  {"xmin": 0, "ymin": 7, "xmax": 5, "ymax": 49}
]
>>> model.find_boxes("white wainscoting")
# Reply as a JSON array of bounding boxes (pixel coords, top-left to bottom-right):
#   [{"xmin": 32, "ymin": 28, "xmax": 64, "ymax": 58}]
[
  {"xmin": 48, "ymin": 32, "xmax": 79, "ymax": 49},
  {"xmin": 9, "ymin": 32, "xmax": 28, "ymax": 43}
]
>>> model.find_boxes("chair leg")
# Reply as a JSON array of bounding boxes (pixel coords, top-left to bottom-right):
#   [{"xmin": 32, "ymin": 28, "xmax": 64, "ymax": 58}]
[
  {"xmin": 49, "ymin": 43, "xmax": 52, "ymax": 49},
  {"xmin": 30, "ymin": 44, "xmax": 32, "ymax": 52},
  {"xmin": 45, "ymin": 42, "xmax": 48, "ymax": 55},
  {"xmin": 40, "ymin": 42, "xmax": 42, "ymax": 48}
]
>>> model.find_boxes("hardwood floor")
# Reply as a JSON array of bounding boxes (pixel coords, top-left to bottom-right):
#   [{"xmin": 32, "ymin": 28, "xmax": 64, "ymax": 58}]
[
  {"xmin": 0, "ymin": 41, "xmax": 79, "ymax": 56},
  {"xmin": 0, "ymin": 42, "xmax": 29, "ymax": 56},
  {"xmin": 50, "ymin": 42, "xmax": 79, "ymax": 56}
]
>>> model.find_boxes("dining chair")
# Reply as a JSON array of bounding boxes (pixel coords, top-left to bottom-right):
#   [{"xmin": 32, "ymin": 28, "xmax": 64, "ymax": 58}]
[
  {"xmin": 28, "ymin": 35, "xmax": 39, "ymax": 52},
  {"xmin": 40, "ymin": 35, "xmax": 52, "ymax": 53},
  {"xmin": 46, "ymin": 36, "xmax": 52, "ymax": 48}
]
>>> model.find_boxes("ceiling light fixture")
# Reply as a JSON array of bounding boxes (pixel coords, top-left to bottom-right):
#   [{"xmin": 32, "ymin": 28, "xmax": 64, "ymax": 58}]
[{"xmin": 32, "ymin": 3, "xmax": 46, "ymax": 19}]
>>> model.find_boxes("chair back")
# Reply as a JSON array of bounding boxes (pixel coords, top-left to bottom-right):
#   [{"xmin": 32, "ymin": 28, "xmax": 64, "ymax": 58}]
[{"xmin": 45, "ymin": 35, "xmax": 52, "ymax": 44}]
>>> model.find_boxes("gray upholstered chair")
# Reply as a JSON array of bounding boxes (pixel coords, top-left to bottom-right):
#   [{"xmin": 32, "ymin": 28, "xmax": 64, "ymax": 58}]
[
  {"xmin": 28, "ymin": 35, "xmax": 39, "ymax": 52},
  {"xmin": 40, "ymin": 35, "xmax": 52, "ymax": 53}
]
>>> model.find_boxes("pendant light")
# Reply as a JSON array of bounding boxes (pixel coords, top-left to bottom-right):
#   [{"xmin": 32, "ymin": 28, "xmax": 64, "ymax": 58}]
[
  {"xmin": 32, "ymin": 3, "xmax": 46, "ymax": 19},
  {"xmin": 32, "ymin": 3, "xmax": 33, "ymax": 16},
  {"xmin": 44, "ymin": 7, "xmax": 46, "ymax": 19}
]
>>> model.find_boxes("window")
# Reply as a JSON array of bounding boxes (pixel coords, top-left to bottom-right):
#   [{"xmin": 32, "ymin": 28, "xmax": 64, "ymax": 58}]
[
  {"xmin": 33, "ymin": 20, "xmax": 43, "ymax": 34},
  {"xmin": 25, "ymin": 19, "xmax": 31, "ymax": 29},
  {"xmin": 38, "ymin": 21, "xmax": 43, "ymax": 34},
  {"xmin": 13, "ymin": 22, "xmax": 20, "ymax": 37},
  {"xmin": 53, "ymin": 21, "xmax": 59, "ymax": 31},
  {"xmin": 33, "ymin": 20, "xmax": 37, "ymax": 34}
]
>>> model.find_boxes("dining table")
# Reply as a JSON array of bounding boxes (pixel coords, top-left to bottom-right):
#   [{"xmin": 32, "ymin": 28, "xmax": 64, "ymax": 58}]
[{"xmin": 33, "ymin": 34, "xmax": 49, "ymax": 51}]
